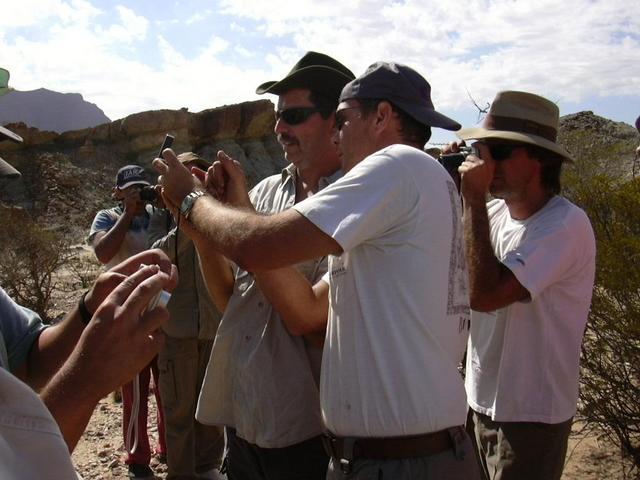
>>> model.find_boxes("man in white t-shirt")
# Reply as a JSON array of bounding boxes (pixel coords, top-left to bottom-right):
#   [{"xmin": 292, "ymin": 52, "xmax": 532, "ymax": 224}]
[
  {"xmin": 155, "ymin": 62, "xmax": 481, "ymax": 479},
  {"xmin": 451, "ymin": 91, "xmax": 596, "ymax": 480}
]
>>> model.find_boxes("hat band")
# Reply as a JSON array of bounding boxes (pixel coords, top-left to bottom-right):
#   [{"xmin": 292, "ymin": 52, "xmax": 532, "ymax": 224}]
[{"xmin": 484, "ymin": 114, "xmax": 557, "ymax": 142}]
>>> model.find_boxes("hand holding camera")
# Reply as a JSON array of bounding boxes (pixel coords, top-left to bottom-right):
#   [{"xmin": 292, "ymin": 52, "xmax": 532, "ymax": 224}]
[{"xmin": 438, "ymin": 142, "xmax": 478, "ymax": 191}]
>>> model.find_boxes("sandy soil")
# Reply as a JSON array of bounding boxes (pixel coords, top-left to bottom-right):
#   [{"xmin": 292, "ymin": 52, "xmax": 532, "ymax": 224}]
[
  {"xmin": 69, "ymin": 394, "xmax": 632, "ymax": 479},
  {"xmin": 56, "ymin": 250, "xmax": 632, "ymax": 479}
]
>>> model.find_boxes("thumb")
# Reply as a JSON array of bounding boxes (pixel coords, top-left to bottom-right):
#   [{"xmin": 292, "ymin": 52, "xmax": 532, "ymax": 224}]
[
  {"xmin": 218, "ymin": 151, "xmax": 245, "ymax": 183},
  {"xmin": 152, "ymin": 148, "xmax": 179, "ymax": 173}
]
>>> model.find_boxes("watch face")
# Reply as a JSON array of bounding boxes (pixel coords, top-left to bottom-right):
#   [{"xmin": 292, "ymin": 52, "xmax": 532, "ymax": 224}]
[{"xmin": 181, "ymin": 191, "xmax": 203, "ymax": 218}]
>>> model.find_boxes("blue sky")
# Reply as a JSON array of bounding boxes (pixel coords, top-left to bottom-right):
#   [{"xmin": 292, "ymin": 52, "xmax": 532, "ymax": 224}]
[{"xmin": 1, "ymin": 0, "xmax": 639, "ymax": 145}]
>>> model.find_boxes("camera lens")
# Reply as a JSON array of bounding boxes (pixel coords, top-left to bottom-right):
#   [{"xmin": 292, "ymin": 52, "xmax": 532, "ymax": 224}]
[{"xmin": 140, "ymin": 186, "xmax": 157, "ymax": 202}]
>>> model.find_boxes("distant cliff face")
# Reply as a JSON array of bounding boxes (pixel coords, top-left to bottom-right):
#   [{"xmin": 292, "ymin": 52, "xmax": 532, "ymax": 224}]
[
  {"xmin": 0, "ymin": 88, "xmax": 111, "ymax": 133},
  {"xmin": 0, "ymin": 99, "xmax": 286, "ymax": 241}
]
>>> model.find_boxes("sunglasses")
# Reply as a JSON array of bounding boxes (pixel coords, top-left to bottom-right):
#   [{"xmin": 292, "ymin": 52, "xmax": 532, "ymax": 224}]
[
  {"xmin": 486, "ymin": 144, "xmax": 522, "ymax": 161},
  {"xmin": 275, "ymin": 107, "xmax": 323, "ymax": 126}
]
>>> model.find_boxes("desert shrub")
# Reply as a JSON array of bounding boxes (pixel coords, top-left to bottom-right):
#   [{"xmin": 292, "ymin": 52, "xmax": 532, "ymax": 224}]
[
  {"xmin": 67, "ymin": 253, "xmax": 101, "ymax": 289},
  {"xmin": 563, "ymin": 142, "xmax": 640, "ymax": 475},
  {"xmin": 0, "ymin": 207, "xmax": 70, "ymax": 322}
]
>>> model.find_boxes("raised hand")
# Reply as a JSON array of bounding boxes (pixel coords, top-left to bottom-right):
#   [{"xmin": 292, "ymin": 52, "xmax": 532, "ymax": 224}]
[
  {"xmin": 153, "ymin": 148, "xmax": 204, "ymax": 211},
  {"xmin": 209, "ymin": 150, "xmax": 253, "ymax": 210}
]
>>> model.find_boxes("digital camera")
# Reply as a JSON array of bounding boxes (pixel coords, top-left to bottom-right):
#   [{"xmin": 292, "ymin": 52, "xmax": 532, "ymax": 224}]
[
  {"xmin": 438, "ymin": 146, "xmax": 478, "ymax": 190},
  {"xmin": 139, "ymin": 185, "xmax": 157, "ymax": 203}
]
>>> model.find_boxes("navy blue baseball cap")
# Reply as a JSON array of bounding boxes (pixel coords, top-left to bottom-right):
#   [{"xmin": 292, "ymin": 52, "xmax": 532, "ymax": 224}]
[
  {"xmin": 115, "ymin": 165, "xmax": 150, "ymax": 189},
  {"xmin": 339, "ymin": 62, "xmax": 460, "ymax": 131}
]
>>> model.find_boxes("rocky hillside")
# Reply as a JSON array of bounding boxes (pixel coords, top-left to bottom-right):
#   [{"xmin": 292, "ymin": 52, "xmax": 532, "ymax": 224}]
[
  {"xmin": 0, "ymin": 99, "xmax": 286, "ymax": 242},
  {"xmin": 0, "ymin": 88, "xmax": 110, "ymax": 133},
  {"xmin": 1, "ymin": 107, "xmax": 637, "ymax": 245},
  {"xmin": 559, "ymin": 111, "xmax": 639, "ymax": 181}
]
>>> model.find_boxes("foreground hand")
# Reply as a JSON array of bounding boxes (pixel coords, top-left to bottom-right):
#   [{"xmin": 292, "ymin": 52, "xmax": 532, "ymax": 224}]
[
  {"xmin": 72, "ymin": 263, "xmax": 173, "ymax": 398},
  {"xmin": 84, "ymin": 249, "xmax": 178, "ymax": 314},
  {"xmin": 153, "ymin": 148, "xmax": 203, "ymax": 210}
]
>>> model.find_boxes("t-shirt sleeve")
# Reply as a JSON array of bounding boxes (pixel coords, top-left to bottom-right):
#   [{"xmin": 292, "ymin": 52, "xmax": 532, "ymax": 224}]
[
  {"xmin": 502, "ymin": 209, "xmax": 595, "ymax": 300},
  {"xmin": 293, "ymin": 152, "xmax": 413, "ymax": 251},
  {"xmin": 0, "ymin": 288, "xmax": 47, "ymax": 373},
  {"xmin": 87, "ymin": 209, "xmax": 116, "ymax": 244}
]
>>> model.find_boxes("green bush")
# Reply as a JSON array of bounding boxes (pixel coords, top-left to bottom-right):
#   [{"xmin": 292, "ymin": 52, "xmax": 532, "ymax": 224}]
[
  {"xmin": 563, "ymin": 145, "xmax": 640, "ymax": 475},
  {"xmin": 0, "ymin": 207, "xmax": 70, "ymax": 322}
]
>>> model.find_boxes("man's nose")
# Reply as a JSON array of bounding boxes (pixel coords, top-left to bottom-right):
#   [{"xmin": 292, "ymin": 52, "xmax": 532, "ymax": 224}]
[
  {"xmin": 274, "ymin": 117, "xmax": 288, "ymax": 135},
  {"xmin": 331, "ymin": 127, "xmax": 340, "ymax": 146}
]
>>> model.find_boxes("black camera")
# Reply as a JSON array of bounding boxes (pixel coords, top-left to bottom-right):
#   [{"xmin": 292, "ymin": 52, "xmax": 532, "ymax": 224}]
[
  {"xmin": 438, "ymin": 146, "xmax": 478, "ymax": 190},
  {"xmin": 139, "ymin": 185, "xmax": 157, "ymax": 202}
]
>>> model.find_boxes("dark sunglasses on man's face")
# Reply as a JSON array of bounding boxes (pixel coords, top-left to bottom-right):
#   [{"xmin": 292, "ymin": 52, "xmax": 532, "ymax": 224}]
[
  {"xmin": 276, "ymin": 107, "xmax": 323, "ymax": 126},
  {"xmin": 486, "ymin": 143, "xmax": 522, "ymax": 161}
]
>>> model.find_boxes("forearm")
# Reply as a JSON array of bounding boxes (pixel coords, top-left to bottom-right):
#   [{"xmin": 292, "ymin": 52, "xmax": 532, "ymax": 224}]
[
  {"xmin": 188, "ymin": 195, "xmax": 340, "ymax": 272},
  {"xmin": 463, "ymin": 197, "xmax": 504, "ymax": 311},
  {"xmin": 39, "ymin": 352, "xmax": 103, "ymax": 452},
  {"xmin": 192, "ymin": 233, "xmax": 235, "ymax": 311},
  {"xmin": 93, "ymin": 214, "xmax": 133, "ymax": 264},
  {"xmin": 25, "ymin": 307, "xmax": 86, "ymax": 390},
  {"xmin": 255, "ymin": 270, "xmax": 328, "ymax": 336}
]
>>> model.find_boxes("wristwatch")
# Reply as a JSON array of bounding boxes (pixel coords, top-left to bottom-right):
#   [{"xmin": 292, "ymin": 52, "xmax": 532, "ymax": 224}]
[{"xmin": 179, "ymin": 190, "xmax": 205, "ymax": 219}]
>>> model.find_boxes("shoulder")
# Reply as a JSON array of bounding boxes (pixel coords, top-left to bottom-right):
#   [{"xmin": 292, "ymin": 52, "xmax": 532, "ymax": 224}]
[
  {"xmin": 348, "ymin": 144, "xmax": 436, "ymax": 180},
  {"xmin": 535, "ymin": 197, "xmax": 593, "ymax": 233},
  {"xmin": 250, "ymin": 170, "xmax": 291, "ymax": 199},
  {"xmin": 92, "ymin": 206, "xmax": 121, "ymax": 222}
]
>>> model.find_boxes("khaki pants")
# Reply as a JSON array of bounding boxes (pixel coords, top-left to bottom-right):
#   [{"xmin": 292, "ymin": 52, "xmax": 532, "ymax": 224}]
[
  {"xmin": 158, "ymin": 337, "xmax": 225, "ymax": 479},
  {"xmin": 469, "ymin": 410, "xmax": 572, "ymax": 480}
]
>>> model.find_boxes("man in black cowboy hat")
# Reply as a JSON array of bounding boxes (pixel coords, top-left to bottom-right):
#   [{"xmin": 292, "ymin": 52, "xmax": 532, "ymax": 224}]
[
  {"xmin": 452, "ymin": 91, "xmax": 596, "ymax": 480},
  {"xmin": 155, "ymin": 61, "xmax": 481, "ymax": 479},
  {"xmin": 180, "ymin": 51, "xmax": 355, "ymax": 480},
  {"xmin": 0, "ymin": 124, "xmax": 177, "ymax": 478}
]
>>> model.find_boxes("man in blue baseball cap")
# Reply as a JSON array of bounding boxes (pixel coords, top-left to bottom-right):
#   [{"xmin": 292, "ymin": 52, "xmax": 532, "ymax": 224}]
[{"xmin": 155, "ymin": 61, "xmax": 481, "ymax": 479}]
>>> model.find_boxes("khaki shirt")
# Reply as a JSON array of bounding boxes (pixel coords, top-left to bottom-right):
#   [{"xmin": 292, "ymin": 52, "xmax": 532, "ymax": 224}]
[
  {"xmin": 196, "ymin": 165, "xmax": 341, "ymax": 448},
  {"xmin": 148, "ymin": 210, "xmax": 222, "ymax": 339}
]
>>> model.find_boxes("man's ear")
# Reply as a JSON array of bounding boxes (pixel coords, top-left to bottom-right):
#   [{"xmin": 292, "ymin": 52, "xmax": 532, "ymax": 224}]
[{"xmin": 373, "ymin": 100, "xmax": 395, "ymax": 132}]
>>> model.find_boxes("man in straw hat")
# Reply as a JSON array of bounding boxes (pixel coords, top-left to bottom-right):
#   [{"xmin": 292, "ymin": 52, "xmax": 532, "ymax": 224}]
[
  {"xmin": 451, "ymin": 91, "xmax": 596, "ymax": 480},
  {"xmin": 183, "ymin": 52, "xmax": 355, "ymax": 479},
  {"xmin": 0, "ymin": 124, "xmax": 177, "ymax": 478},
  {"xmin": 154, "ymin": 61, "xmax": 481, "ymax": 479}
]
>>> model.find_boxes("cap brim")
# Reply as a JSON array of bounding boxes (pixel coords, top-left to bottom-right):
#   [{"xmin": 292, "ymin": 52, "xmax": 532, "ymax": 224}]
[
  {"xmin": 117, "ymin": 180, "xmax": 150, "ymax": 190},
  {"xmin": 0, "ymin": 125, "xmax": 23, "ymax": 143},
  {"xmin": 457, "ymin": 127, "xmax": 573, "ymax": 162},
  {"xmin": 256, "ymin": 67, "xmax": 353, "ymax": 97},
  {"xmin": 0, "ymin": 156, "xmax": 21, "ymax": 179},
  {"xmin": 393, "ymin": 101, "xmax": 461, "ymax": 131}
]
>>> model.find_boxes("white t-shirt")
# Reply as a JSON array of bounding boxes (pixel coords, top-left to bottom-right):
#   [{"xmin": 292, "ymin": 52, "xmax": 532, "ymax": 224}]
[
  {"xmin": 0, "ymin": 368, "xmax": 78, "ymax": 479},
  {"xmin": 465, "ymin": 196, "xmax": 596, "ymax": 424},
  {"xmin": 294, "ymin": 144, "xmax": 470, "ymax": 437}
]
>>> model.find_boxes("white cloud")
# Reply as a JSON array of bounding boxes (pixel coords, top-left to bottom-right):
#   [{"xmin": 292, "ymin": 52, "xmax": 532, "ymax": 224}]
[{"xmin": 0, "ymin": 0, "xmax": 637, "ymax": 123}]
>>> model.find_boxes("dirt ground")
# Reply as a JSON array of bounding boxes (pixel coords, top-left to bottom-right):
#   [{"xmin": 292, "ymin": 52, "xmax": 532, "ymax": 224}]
[
  {"xmin": 54, "ymin": 250, "xmax": 632, "ymax": 479},
  {"xmin": 69, "ymin": 394, "xmax": 630, "ymax": 479}
]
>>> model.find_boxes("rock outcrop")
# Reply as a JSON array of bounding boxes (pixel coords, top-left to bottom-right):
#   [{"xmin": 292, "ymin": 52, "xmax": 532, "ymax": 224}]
[{"xmin": 0, "ymin": 99, "xmax": 285, "ymax": 241}]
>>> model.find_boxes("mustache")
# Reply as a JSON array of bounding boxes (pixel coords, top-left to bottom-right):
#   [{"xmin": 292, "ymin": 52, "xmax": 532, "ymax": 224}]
[{"xmin": 278, "ymin": 133, "xmax": 298, "ymax": 145}]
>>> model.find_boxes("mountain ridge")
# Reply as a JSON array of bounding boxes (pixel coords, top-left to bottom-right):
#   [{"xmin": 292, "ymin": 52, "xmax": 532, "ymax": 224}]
[{"xmin": 0, "ymin": 87, "xmax": 110, "ymax": 134}]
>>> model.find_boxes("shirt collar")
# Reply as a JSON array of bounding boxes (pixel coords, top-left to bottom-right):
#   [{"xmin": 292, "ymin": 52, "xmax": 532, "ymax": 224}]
[{"xmin": 280, "ymin": 163, "xmax": 343, "ymax": 190}]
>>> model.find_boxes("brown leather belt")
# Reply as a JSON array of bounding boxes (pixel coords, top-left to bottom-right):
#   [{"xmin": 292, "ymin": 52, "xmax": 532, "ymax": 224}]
[{"xmin": 322, "ymin": 427, "xmax": 459, "ymax": 473}]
